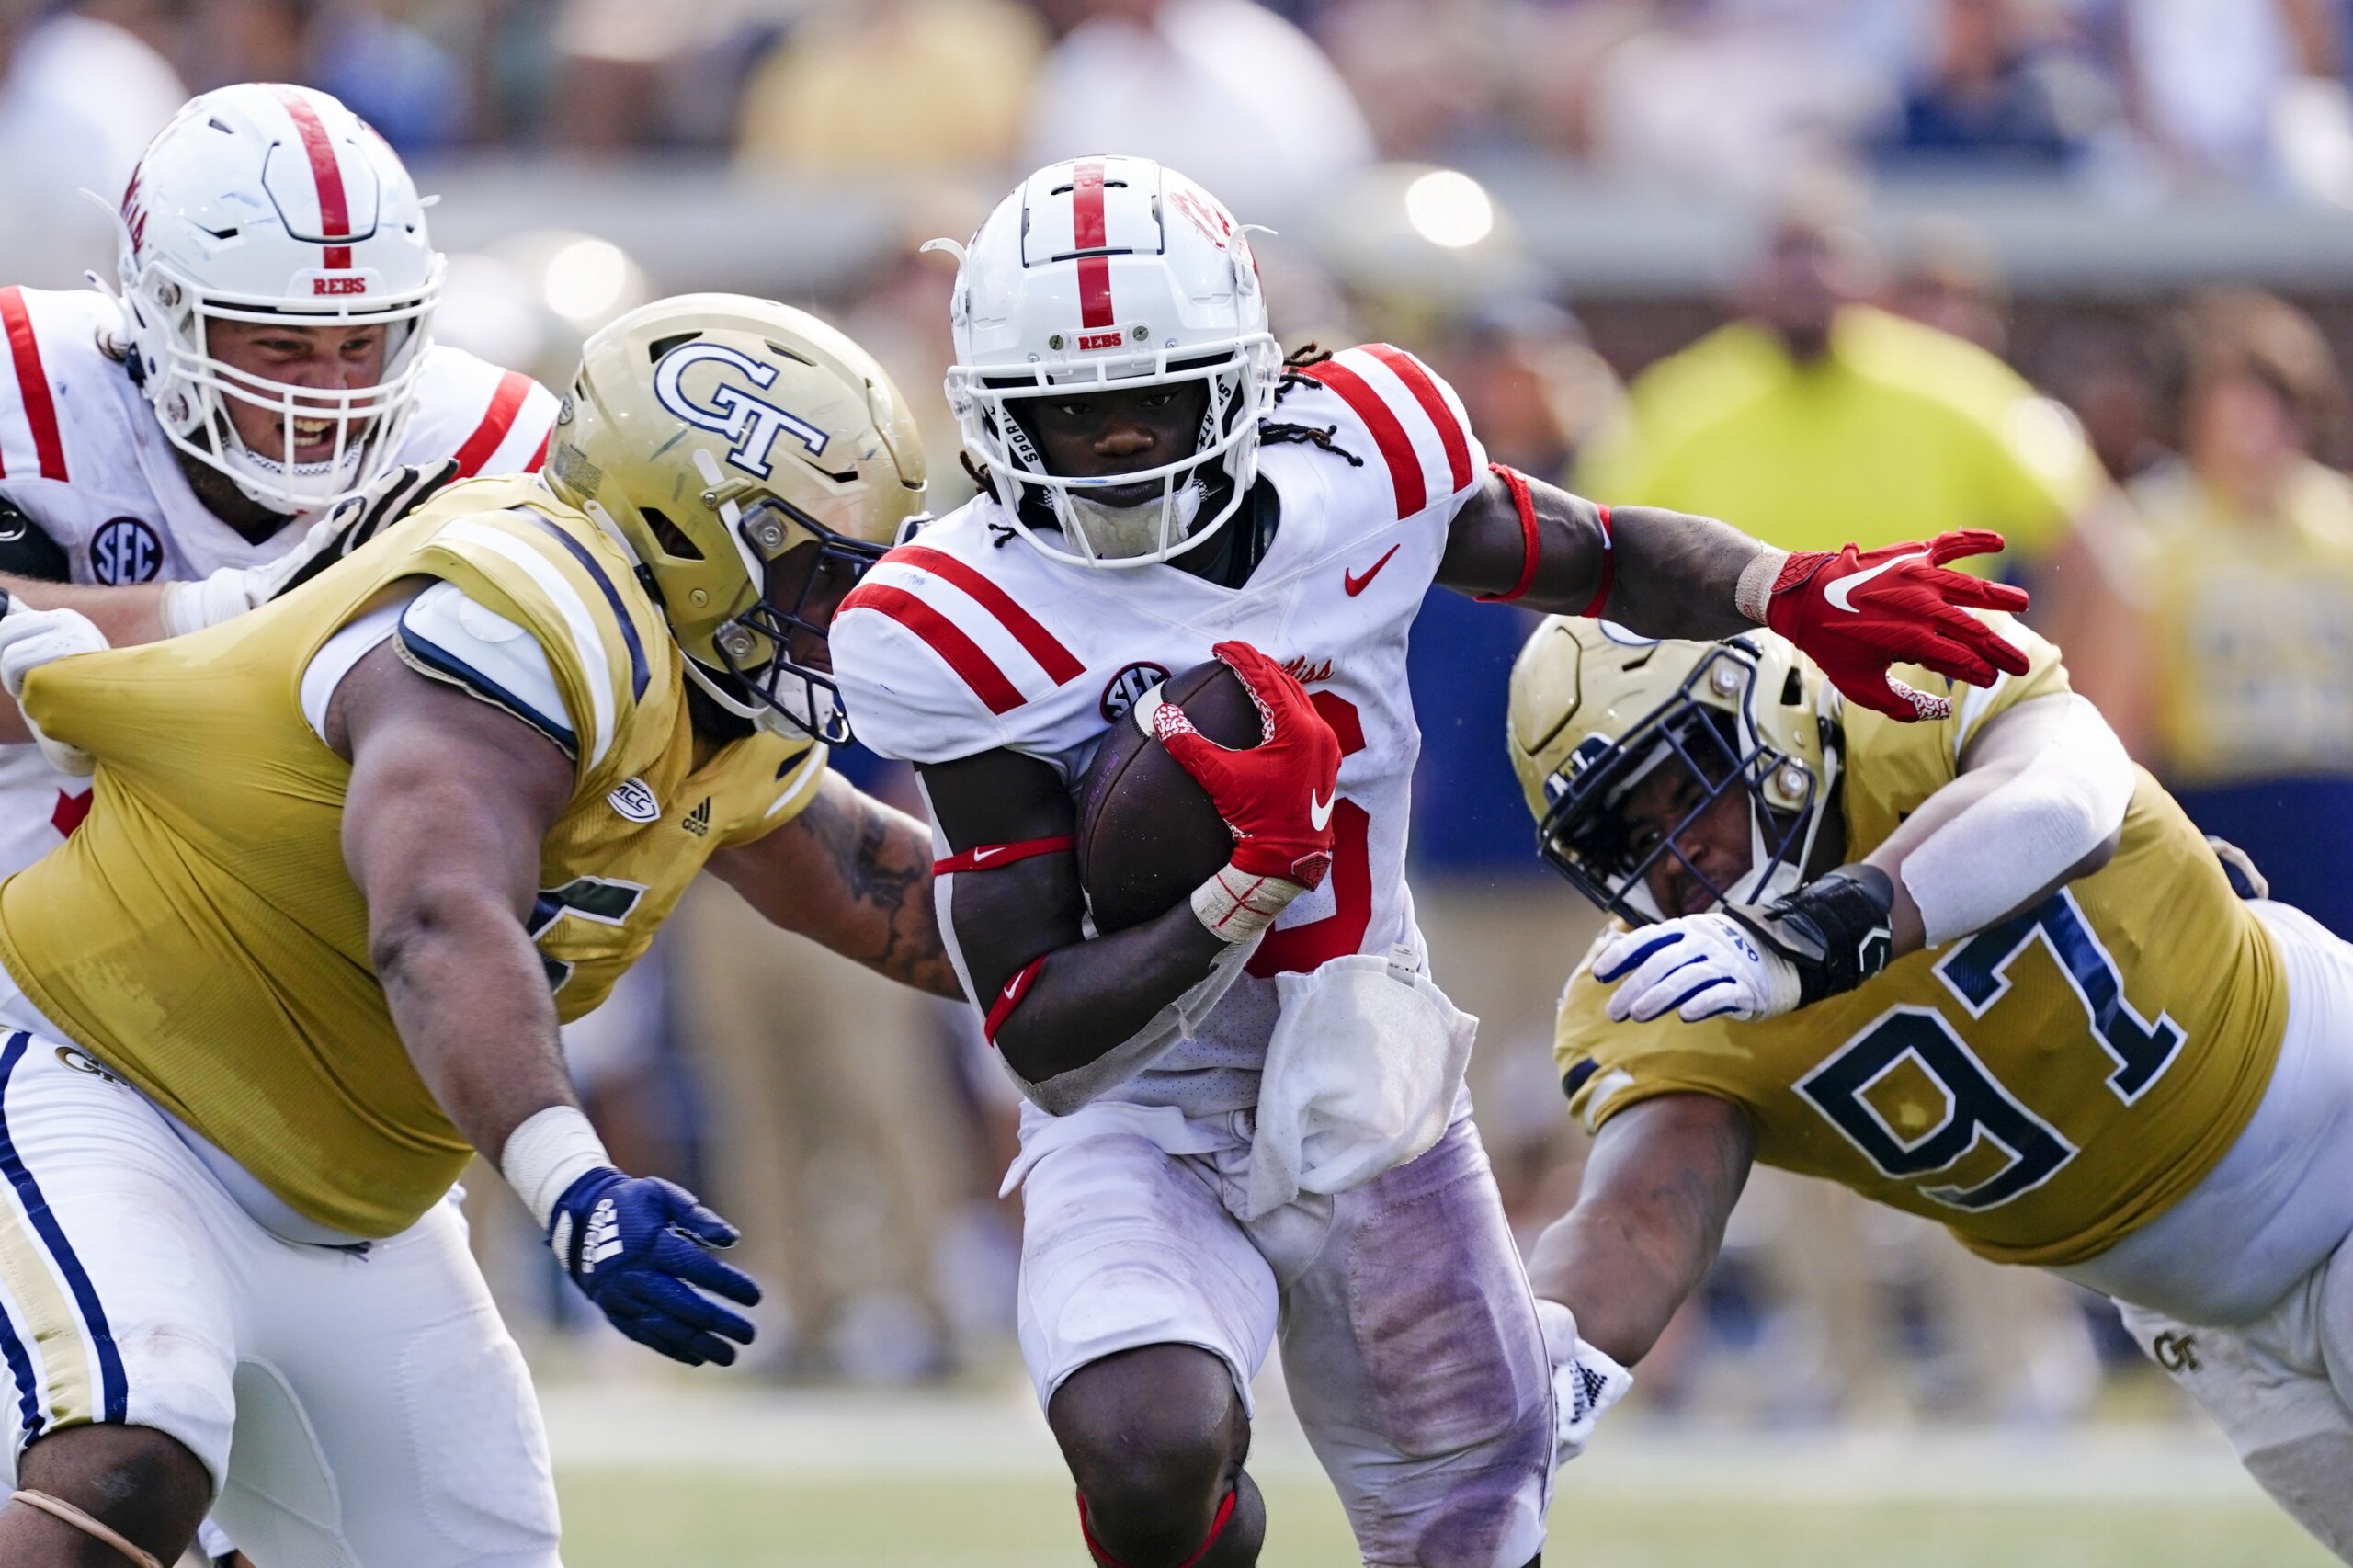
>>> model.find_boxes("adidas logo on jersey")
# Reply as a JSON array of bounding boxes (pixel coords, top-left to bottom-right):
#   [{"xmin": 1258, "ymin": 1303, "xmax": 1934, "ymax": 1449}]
[
  {"xmin": 681, "ymin": 797, "xmax": 711, "ymax": 836},
  {"xmin": 581, "ymin": 1198, "xmax": 622, "ymax": 1273}
]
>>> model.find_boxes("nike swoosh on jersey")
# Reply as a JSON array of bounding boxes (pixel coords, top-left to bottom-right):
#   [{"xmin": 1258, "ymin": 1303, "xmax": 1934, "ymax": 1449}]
[
  {"xmin": 1344, "ymin": 545, "xmax": 1402, "ymax": 597},
  {"xmin": 1824, "ymin": 551, "xmax": 1926, "ymax": 613},
  {"xmin": 1309, "ymin": 790, "xmax": 1336, "ymax": 830},
  {"xmin": 972, "ymin": 846, "xmax": 1005, "ymax": 862}
]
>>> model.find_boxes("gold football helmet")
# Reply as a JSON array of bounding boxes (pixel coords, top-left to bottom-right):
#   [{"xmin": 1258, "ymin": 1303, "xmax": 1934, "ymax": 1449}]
[
  {"xmin": 544, "ymin": 292, "xmax": 926, "ymax": 743},
  {"xmin": 1506, "ymin": 618, "xmax": 1841, "ymax": 923}
]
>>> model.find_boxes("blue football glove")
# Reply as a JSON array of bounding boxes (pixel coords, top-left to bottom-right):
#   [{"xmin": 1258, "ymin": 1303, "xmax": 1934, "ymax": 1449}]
[{"xmin": 548, "ymin": 1168, "xmax": 760, "ymax": 1366}]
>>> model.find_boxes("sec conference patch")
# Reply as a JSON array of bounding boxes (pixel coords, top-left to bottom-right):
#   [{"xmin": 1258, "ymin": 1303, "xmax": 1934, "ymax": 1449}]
[{"xmin": 90, "ymin": 517, "xmax": 161, "ymax": 585}]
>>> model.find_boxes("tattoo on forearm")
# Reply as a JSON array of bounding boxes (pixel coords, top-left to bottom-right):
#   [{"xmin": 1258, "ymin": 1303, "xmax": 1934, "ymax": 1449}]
[{"xmin": 801, "ymin": 790, "xmax": 962, "ymax": 999}]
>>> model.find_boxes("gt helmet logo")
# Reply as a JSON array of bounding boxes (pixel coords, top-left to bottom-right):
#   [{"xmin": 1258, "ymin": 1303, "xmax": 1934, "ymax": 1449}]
[{"xmin": 650, "ymin": 341, "xmax": 830, "ymax": 481}]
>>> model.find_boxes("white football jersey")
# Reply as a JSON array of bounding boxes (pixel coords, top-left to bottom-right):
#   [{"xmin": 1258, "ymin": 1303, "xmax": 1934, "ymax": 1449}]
[
  {"xmin": 0, "ymin": 284, "xmax": 558, "ymax": 873},
  {"xmin": 834, "ymin": 343, "xmax": 1488, "ymax": 1113}
]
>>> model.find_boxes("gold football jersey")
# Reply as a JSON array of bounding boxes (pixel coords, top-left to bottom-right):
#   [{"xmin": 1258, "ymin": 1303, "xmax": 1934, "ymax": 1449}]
[
  {"xmin": 1553, "ymin": 628, "xmax": 2287, "ymax": 1267},
  {"xmin": 0, "ymin": 475, "xmax": 825, "ymax": 1237}
]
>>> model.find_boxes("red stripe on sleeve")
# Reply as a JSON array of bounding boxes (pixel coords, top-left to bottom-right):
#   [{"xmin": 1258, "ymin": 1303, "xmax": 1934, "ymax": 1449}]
[
  {"xmin": 1072, "ymin": 159, "xmax": 1114, "ymax": 329},
  {"xmin": 1364, "ymin": 344, "xmax": 1472, "ymax": 494},
  {"xmin": 1302, "ymin": 357, "xmax": 1425, "ymax": 519},
  {"xmin": 525, "ymin": 427, "xmax": 551, "ymax": 473},
  {"xmin": 983, "ymin": 955, "xmax": 1047, "ymax": 1043},
  {"xmin": 0, "ymin": 289, "xmax": 66, "ymax": 482},
  {"xmin": 1474, "ymin": 461, "xmax": 1540, "ymax": 604},
  {"xmin": 836, "ymin": 582, "xmax": 1027, "ymax": 714},
  {"xmin": 452, "ymin": 371, "xmax": 535, "ymax": 477},
  {"xmin": 933, "ymin": 835, "xmax": 1074, "ymax": 875},
  {"xmin": 887, "ymin": 545, "xmax": 1083, "ymax": 686},
  {"xmin": 271, "ymin": 86, "xmax": 353, "ymax": 269}
]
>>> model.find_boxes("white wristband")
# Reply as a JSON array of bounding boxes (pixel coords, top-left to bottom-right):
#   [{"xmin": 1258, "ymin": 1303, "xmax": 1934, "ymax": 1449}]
[
  {"xmin": 159, "ymin": 568, "xmax": 256, "ymax": 639},
  {"xmin": 1734, "ymin": 547, "xmax": 1789, "ymax": 626},
  {"xmin": 1190, "ymin": 864, "xmax": 1305, "ymax": 943},
  {"xmin": 498, "ymin": 1105, "xmax": 612, "ymax": 1231}
]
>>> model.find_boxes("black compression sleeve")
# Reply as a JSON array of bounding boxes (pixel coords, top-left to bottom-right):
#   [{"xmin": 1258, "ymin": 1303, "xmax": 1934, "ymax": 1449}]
[{"xmin": 0, "ymin": 496, "xmax": 69, "ymax": 582}]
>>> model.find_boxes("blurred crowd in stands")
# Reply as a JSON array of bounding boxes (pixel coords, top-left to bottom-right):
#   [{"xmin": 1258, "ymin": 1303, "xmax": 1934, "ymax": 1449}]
[
  {"xmin": 13, "ymin": 0, "xmax": 2353, "ymax": 201},
  {"xmin": 10, "ymin": 0, "xmax": 2353, "ymax": 1427}
]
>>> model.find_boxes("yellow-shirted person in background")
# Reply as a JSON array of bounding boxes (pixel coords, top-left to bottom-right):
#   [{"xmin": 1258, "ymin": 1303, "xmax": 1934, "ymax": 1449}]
[
  {"xmin": 1575, "ymin": 206, "xmax": 2108, "ymax": 572},
  {"xmin": 1504, "ymin": 614, "xmax": 2353, "ymax": 1563},
  {"xmin": 0, "ymin": 294, "xmax": 962, "ymax": 1568},
  {"xmin": 2079, "ymin": 289, "xmax": 2353, "ymax": 941}
]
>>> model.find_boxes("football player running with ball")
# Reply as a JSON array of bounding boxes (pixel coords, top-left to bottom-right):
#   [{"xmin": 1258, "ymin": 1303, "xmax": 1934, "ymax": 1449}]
[
  {"xmin": 827, "ymin": 154, "xmax": 2035, "ymax": 1568},
  {"xmin": 1511, "ymin": 614, "xmax": 2353, "ymax": 1562},
  {"xmin": 0, "ymin": 295, "xmax": 958, "ymax": 1567}
]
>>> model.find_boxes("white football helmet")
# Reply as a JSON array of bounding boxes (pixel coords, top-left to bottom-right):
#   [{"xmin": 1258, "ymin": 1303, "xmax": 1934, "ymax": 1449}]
[
  {"xmin": 933, "ymin": 155, "xmax": 1281, "ymax": 568},
  {"xmin": 112, "ymin": 83, "xmax": 442, "ymax": 515}
]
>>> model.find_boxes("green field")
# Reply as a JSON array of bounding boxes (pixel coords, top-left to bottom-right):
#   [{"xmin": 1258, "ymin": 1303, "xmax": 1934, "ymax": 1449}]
[
  {"xmin": 530, "ymin": 1381, "xmax": 2336, "ymax": 1568},
  {"xmin": 554, "ymin": 1471, "xmax": 2332, "ymax": 1567}
]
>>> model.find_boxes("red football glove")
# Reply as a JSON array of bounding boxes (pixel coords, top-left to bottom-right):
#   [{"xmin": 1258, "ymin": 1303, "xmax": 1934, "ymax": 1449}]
[
  {"xmin": 1151, "ymin": 641, "xmax": 1343, "ymax": 887},
  {"xmin": 1763, "ymin": 530, "xmax": 2032, "ymax": 722}
]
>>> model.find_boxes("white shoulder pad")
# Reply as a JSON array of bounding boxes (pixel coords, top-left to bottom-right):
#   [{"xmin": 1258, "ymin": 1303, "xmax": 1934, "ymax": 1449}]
[
  {"xmin": 1276, "ymin": 343, "xmax": 1488, "ymax": 528},
  {"xmin": 400, "ymin": 346, "xmax": 560, "ymax": 479},
  {"xmin": 395, "ymin": 577, "xmax": 576, "ymax": 756},
  {"xmin": 831, "ymin": 591, "xmax": 1009, "ymax": 765},
  {"xmin": 0, "ymin": 287, "xmax": 127, "ymax": 490}
]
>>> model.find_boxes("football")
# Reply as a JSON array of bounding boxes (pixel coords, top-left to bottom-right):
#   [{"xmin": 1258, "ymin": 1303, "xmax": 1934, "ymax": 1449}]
[{"xmin": 1074, "ymin": 660, "xmax": 1260, "ymax": 933}]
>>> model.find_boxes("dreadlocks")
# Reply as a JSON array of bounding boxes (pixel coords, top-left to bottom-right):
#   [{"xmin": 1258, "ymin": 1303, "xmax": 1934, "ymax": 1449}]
[{"xmin": 1259, "ymin": 343, "xmax": 1363, "ymax": 467}]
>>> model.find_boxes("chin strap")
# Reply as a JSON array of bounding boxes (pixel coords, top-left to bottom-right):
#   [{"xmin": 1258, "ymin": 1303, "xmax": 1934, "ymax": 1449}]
[
  {"xmin": 1078, "ymin": 1486, "xmax": 1236, "ymax": 1568},
  {"xmin": 9, "ymin": 1489, "xmax": 165, "ymax": 1568}
]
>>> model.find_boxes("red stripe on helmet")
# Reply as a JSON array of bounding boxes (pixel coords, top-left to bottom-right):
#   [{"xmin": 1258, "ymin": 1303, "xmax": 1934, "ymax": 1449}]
[
  {"xmin": 1365, "ymin": 345, "xmax": 1472, "ymax": 494},
  {"xmin": 884, "ymin": 545, "xmax": 1083, "ymax": 686},
  {"xmin": 272, "ymin": 85, "xmax": 353, "ymax": 269},
  {"xmin": 1071, "ymin": 160, "xmax": 1114, "ymax": 329},
  {"xmin": 0, "ymin": 289, "xmax": 67, "ymax": 482},
  {"xmin": 836, "ymin": 583, "xmax": 1027, "ymax": 714},
  {"xmin": 1299, "ymin": 356, "xmax": 1426, "ymax": 519},
  {"xmin": 453, "ymin": 371, "xmax": 535, "ymax": 478}
]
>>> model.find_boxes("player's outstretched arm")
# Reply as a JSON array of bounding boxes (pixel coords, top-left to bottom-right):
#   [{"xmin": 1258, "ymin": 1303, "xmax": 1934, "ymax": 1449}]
[
  {"xmin": 336, "ymin": 642, "xmax": 759, "ymax": 1366},
  {"xmin": 1526, "ymin": 1092, "xmax": 1755, "ymax": 1366},
  {"xmin": 706, "ymin": 770, "xmax": 963, "ymax": 1000},
  {"xmin": 1438, "ymin": 468, "xmax": 2037, "ymax": 722},
  {"xmin": 0, "ymin": 459, "xmax": 460, "ymax": 650},
  {"xmin": 919, "ymin": 746, "xmax": 1231, "ymax": 1092},
  {"xmin": 1597, "ymin": 694, "xmax": 2133, "ymax": 1026}
]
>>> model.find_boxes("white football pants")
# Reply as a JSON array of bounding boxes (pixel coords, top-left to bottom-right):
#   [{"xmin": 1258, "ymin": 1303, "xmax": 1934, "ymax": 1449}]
[
  {"xmin": 0, "ymin": 1018, "xmax": 562, "ymax": 1566},
  {"xmin": 1010, "ymin": 1099, "xmax": 1555, "ymax": 1568},
  {"xmin": 2075, "ymin": 903, "xmax": 2353, "ymax": 1563}
]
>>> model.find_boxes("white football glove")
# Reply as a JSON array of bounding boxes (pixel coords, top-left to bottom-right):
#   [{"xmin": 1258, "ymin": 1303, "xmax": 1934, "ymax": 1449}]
[
  {"xmin": 159, "ymin": 457, "xmax": 462, "ymax": 637},
  {"xmin": 0, "ymin": 599, "xmax": 106, "ymax": 775},
  {"xmin": 1593, "ymin": 911, "xmax": 1802, "ymax": 1024},
  {"xmin": 1535, "ymin": 1299, "xmax": 1632, "ymax": 1466}
]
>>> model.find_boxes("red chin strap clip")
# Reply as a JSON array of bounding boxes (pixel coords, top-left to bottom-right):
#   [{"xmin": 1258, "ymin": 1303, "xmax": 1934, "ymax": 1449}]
[{"xmin": 1078, "ymin": 1487, "xmax": 1237, "ymax": 1568}]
